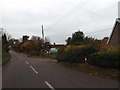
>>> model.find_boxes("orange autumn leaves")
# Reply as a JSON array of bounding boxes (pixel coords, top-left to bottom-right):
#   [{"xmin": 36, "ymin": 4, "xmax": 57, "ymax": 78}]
[{"xmin": 22, "ymin": 40, "xmax": 43, "ymax": 52}]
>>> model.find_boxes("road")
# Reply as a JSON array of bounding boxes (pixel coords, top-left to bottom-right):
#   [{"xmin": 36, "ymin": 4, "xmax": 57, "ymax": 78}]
[{"xmin": 2, "ymin": 50, "xmax": 119, "ymax": 89}]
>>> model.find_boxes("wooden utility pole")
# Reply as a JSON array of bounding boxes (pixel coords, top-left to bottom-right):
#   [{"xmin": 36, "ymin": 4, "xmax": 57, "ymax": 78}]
[
  {"xmin": 42, "ymin": 25, "xmax": 44, "ymax": 43},
  {"xmin": 41, "ymin": 25, "xmax": 45, "ymax": 52}
]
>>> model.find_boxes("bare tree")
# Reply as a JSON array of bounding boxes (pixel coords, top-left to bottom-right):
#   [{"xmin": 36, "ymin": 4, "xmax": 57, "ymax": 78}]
[{"xmin": 45, "ymin": 37, "xmax": 50, "ymax": 43}]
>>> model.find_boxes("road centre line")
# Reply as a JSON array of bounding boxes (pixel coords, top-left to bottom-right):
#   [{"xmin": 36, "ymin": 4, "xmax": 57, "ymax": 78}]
[
  {"xmin": 25, "ymin": 61, "xmax": 29, "ymax": 65},
  {"xmin": 30, "ymin": 66, "xmax": 38, "ymax": 74},
  {"xmin": 45, "ymin": 81, "xmax": 55, "ymax": 90}
]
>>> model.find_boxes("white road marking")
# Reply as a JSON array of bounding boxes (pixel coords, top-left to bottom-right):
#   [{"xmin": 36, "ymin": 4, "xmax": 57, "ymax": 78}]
[
  {"xmin": 25, "ymin": 61, "xmax": 29, "ymax": 65},
  {"xmin": 45, "ymin": 81, "xmax": 55, "ymax": 90},
  {"xmin": 30, "ymin": 66, "xmax": 38, "ymax": 74}
]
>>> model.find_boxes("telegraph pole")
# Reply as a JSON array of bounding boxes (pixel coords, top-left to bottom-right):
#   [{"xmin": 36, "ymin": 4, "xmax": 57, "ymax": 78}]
[
  {"xmin": 42, "ymin": 25, "xmax": 44, "ymax": 43},
  {"xmin": 41, "ymin": 25, "xmax": 45, "ymax": 52}
]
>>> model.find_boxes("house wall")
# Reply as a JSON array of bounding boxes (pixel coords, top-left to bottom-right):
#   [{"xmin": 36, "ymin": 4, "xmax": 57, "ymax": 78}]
[{"xmin": 108, "ymin": 22, "xmax": 120, "ymax": 48}]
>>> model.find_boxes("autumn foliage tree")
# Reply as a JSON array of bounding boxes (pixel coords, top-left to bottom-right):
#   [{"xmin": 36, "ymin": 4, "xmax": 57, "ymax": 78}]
[
  {"xmin": 15, "ymin": 42, "xmax": 24, "ymax": 52},
  {"xmin": 22, "ymin": 40, "xmax": 42, "ymax": 53}
]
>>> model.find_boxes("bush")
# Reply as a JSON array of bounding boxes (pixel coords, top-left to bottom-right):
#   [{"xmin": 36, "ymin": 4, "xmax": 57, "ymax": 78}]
[
  {"xmin": 57, "ymin": 44, "xmax": 99, "ymax": 64},
  {"xmin": 88, "ymin": 49, "xmax": 120, "ymax": 69},
  {"xmin": 2, "ymin": 50, "xmax": 11, "ymax": 64},
  {"xmin": 49, "ymin": 53, "xmax": 57, "ymax": 59}
]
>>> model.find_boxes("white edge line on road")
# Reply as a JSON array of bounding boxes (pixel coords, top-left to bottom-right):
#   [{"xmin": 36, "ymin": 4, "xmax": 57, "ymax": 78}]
[
  {"xmin": 25, "ymin": 61, "xmax": 29, "ymax": 64},
  {"xmin": 45, "ymin": 81, "xmax": 55, "ymax": 90},
  {"xmin": 30, "ymin": 66, "xmax": 38, "ymax": 74}
]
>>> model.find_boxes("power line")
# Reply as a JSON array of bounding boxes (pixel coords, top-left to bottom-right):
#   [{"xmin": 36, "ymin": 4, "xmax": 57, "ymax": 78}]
[
  {"xmin": 86, "ymin": 28, "xmax": 112, "ymax": 35},
  {"xmin": 46, "ymin": 0, "xmax": 89, "ymax": 30},
  {"xmin": 64, "ymin": 0, "xmax": 117, "ymax": 20}
]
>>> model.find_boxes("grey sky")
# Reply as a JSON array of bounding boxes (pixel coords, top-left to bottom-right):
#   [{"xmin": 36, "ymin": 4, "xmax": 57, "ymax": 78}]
[{"xmin": 0, "ymin": 0, "xmax": 119, "ymax": 44}]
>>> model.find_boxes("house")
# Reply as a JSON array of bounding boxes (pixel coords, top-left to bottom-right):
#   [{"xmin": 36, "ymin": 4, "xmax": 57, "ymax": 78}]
[
  {"xmin": 31, "ymin": 36, "xmax": 41, "ymax": 40},
  {"xmin": 44, "ymin": 43, "xmax": 65, "ymax": 54},
  {"xmin": 49, "ymin": 43, "xmax": 65, "ymax": 48},
  {"xmin": 107, "ymin": 18, "xmax": 120, "ymax": 48},
  {"xmin": 100, "ymin": 37, "xmax": 109, "ymax": 46}
]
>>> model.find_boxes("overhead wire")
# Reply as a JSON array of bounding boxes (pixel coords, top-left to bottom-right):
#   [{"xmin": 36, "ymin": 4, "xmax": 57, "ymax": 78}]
[
  {"xmin": 46, "ymin": 0, "xmax": 89, "ymax": 30},
  {"xmin": 45, "ymin": 0, "xmax": 115, "ymax": 39},
  {"xmin": 86, "ymin": 28, "xmax": 113, "ymax": 35},
  {"xmin": 62, "ymin": 0, "xmax": 115, "ymax": 38}
]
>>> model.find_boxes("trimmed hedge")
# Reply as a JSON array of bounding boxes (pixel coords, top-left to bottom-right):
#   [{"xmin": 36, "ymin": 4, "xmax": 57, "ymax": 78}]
[
  {"xmin": 57, "ymin": 44, "xmax": 99, "ymax": 64},
  {"xmin": 88, "ymin": 50, "xmax": 120, "ymax": 69}
]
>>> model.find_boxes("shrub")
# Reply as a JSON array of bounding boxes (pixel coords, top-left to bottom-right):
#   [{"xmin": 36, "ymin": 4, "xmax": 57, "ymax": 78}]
[
  {"xmin": 49, "ymin": 53, "xmax": 57, "ymax": 59},
  {"xmin": 57, "ymin": 44, "xmax": 99, "ymax": 64},
  {"xmin": 64, "ymin": 45, "xmax": 73, "ymax": 51},
  {"xmin": 2, "ymin": 50, "xmax": 11, "ymax": 64},
  {"xmin": 88, "ymin": 48, "xmax": 120, "ymax": 69}
]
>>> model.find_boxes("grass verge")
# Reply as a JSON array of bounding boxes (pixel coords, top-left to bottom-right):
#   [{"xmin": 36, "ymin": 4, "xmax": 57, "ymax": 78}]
[
  {"xmin": 55, "ymin": 62, "xmax": 119, "ymax": 81},
  {"xmin": 2, "ymin": 51, "xmax": 11, "ymax": 65}
]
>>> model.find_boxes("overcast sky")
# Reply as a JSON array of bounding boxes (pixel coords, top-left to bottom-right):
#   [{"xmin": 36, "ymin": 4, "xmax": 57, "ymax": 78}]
[{"xmin": 0, "ymin": 0, "xmax": 119, "ymax": 44}]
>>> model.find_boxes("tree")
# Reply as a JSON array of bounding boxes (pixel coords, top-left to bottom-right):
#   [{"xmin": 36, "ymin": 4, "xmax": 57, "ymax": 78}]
[
  {"xmin": 2, "ymin": 34, "xmax": 9, "ymax": 51},
  {"xmin": 45, "ymin": 37, "xmax": 50, "ymax": 43},
  {"xmin": 22, "ymin": 35, "xmax": 29, "ymax": 42},
  {"xmin": 22, "ymin": 40, "xmax": 42, "ymax": 53},
  {"xmin": 66, "ymin": 37, "xmax": 72, "ymax": 45},
  {"xmin": 66, "ymin": 30, "xmax": 85, "ymax": 45},
  {"xmin": 22, "ymin": 40, "xmax": 34, "ymax": 52},
  {"xmin": 84, "ymin": 36, "xmax": 98, "ymax": 45},
  {"xmin": 6, "ymin": 32, "xmax": 12, "ymax": 41}
]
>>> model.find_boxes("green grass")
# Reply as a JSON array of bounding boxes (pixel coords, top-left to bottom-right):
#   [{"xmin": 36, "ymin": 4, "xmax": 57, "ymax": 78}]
[
  {"xmin": 2, "ymin": 50, "xmax": 11, "ymax": 65},
  {"xmin": 48, "ymin": 54, "xmax": 57, "ymax": 59},
  {"xmin": 55, "ymin": 62, "xmax": 119, "ymax": 81}
]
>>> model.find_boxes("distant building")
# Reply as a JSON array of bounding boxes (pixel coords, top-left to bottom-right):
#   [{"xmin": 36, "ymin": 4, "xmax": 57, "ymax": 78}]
[
  {"xmin": 100, "ymin": 37, "xmax": 109, "ymax": 45},
  {"xmin": 49, "ymin": 43, "xmax": 65, "ymax": 49},
  {"xmin": 31, "ymin": 36, "xmax": 41, "ymax": 40},
  {"xmin": 45, "ymin": 43, "xmax": 65, "ymax": 54},
  {"xmin": 107, "ymin": 18, "xmax": 120, "ymax": 48}
]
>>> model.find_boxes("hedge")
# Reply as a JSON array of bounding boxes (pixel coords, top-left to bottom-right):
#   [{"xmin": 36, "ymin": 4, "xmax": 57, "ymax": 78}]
[
  {"xmin": 57, "ymin": 44, "xmax": 99, "ymax": 64},
  {"xmin": 88, "ymin": 50, "xmax": 120, "ymax": 69}
]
